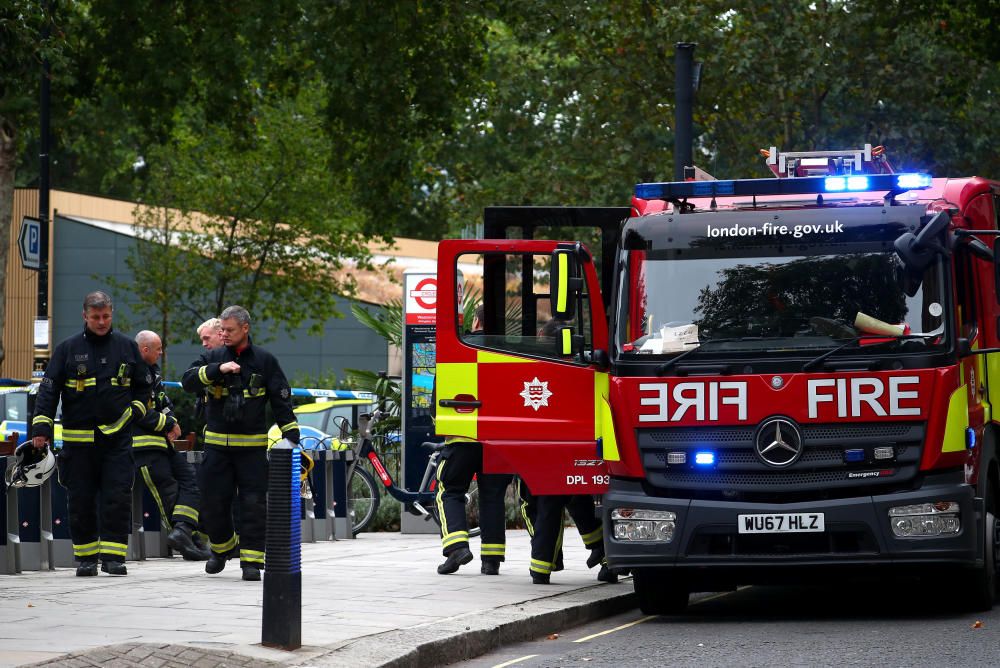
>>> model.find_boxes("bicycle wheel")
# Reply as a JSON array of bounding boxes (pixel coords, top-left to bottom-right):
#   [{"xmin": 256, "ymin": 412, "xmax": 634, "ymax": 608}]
[
  {"xmin": 428, "ymin": 478, "xmax": 481, "ymax": 538},
  {"xmin": 349, "ymin": 467, "xmax": 380, "ymax": 535}
]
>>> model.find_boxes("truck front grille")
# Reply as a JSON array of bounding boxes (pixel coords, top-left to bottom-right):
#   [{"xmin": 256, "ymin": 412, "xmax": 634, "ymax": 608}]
[{"xmin": 638, "ymin": 422, "xmax": 924, "ymax": 496}]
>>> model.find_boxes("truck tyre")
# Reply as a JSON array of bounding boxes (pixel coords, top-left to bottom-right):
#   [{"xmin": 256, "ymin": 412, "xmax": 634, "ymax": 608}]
[
  {"xmin": 959, "ymin": 472, "xmax": 998, "ymax": 611},
  {"xmin": 633, "ymin": 570, "xmax": 689, "ymax": 615}
]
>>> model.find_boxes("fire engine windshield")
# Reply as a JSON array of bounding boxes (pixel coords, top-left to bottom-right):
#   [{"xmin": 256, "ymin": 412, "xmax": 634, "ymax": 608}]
[{"xmin": 617, "ymin": 205, "xmax": 948, "ymax": 358}]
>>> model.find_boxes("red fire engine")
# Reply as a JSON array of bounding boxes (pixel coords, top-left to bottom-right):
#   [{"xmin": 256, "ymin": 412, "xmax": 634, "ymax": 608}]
[{"xmin": 435, "ymin": 145, "xmax": 1000, "ymax": 613}]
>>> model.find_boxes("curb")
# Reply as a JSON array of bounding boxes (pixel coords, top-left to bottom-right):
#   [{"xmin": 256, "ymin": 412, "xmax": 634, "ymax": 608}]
[{"xmin": 303, "ymin": 581, "xmax": 637, "ymax": 667}]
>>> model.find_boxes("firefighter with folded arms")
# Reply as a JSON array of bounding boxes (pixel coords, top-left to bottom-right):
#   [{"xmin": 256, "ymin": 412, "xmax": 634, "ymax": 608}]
[
  {"xmin": 31, "ymin": 291, "xmax": 153, "ymax": 577},
  {"xmin": 132, "ymin": 330, "xmax": 211, "ymax": 561},
  {"xmin": 181, "ymin": 305, "xmax": 299, "ymax": 582}
]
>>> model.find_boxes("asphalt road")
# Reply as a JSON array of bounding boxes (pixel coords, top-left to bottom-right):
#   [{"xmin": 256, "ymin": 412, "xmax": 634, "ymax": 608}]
[{"xmin": 457, "ymin": 579, "xmax": 999, "ymax": 668}]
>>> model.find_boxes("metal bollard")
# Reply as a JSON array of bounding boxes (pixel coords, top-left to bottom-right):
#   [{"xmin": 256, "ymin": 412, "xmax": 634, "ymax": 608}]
[
  {"xmin": 262, "ymin": 439, "xmax": 301, "ymax": 650},
  {"xmin": 2, "ymin": 455, "xmax": 20, "ymax": 574}
]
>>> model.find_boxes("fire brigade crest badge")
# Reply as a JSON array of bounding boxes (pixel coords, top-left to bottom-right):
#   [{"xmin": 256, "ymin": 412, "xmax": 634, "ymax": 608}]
[{"xmin": 519, "ymin": 377, "xmax": 553, "ymax": 411}]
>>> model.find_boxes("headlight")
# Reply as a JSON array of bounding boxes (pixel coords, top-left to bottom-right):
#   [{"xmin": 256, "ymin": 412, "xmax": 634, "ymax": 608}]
[
  {"xmin": 611, "ymin": 508, "xmax": 676, "ymax": 543},
  {"xmin": 888, "ymin": 501, "xmax": 961, "ymax": 537}
]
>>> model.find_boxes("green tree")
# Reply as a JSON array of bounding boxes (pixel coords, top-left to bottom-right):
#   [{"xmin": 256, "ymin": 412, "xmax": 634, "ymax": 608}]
[
  {"xmin": 113, "ymin": 85, "xmax": 376, "ymax": 358},
  {"xmin": 0, "ymin": 1, "xmax": 68, "ymax": 369}
]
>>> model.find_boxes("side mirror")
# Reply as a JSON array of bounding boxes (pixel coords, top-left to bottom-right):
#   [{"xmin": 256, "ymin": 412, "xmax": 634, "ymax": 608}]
[
  {"xmin": 894, "ymin": 210, "xmax": 952, "ymax": 295},
  {"xmin": 550, "ymin": 246, "xmax": 583, "ymax": 321},
  {"xmin": 995, "ymin": 239, "xmax": 1000, "ymax": 302}
]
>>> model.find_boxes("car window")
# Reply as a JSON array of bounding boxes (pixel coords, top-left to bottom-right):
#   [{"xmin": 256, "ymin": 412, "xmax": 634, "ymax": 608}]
[{"xmin": 5, "ymin": 393, "xmax": 27, "ymax": 421}]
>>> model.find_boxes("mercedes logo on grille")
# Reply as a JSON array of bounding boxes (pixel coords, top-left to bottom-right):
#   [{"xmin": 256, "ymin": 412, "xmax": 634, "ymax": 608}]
[{"xmin": 754, "ymin": 417, "xmax": 803, "ymax": 468}]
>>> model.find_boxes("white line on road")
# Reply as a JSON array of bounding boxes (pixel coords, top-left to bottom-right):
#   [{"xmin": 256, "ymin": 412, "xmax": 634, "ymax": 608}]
[
  {"xmin": 491, "ymin": 654, "xmax": 539, "ymax": 668},
  {"xmin": 572, "ymin": 615, "xmax": 658, "ymax": 643}
]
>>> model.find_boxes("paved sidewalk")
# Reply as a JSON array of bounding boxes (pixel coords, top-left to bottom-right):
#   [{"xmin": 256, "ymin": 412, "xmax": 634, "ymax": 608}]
[{"xmin": 0, "ymin": 530, "xmax": 635, "ymax": 667}]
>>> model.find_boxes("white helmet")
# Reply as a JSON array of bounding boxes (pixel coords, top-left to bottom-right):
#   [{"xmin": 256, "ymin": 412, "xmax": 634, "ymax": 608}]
[{"xmin": 5, "ymin": 442, "xmax": 56, "ymax": 489}]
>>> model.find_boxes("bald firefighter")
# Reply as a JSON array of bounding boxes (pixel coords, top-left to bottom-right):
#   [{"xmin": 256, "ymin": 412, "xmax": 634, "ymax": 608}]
[{"xmin": 133, "ymin": 330, "xmax": 210, "ymax": 561}]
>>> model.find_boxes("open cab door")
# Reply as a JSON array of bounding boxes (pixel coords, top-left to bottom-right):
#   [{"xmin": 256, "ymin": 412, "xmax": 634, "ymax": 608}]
[{"xmin": 435, "ymin": 239, "xmax": 612, "ymax": 494}]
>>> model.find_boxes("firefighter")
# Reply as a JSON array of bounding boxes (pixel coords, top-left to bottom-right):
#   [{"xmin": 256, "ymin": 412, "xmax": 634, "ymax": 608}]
[
  {"xmin": 197, "ymin": 317, "xmax": 224, "ymax": 350},
  {"xmin": 132, "ymin": 330, "xmax": 211, "ymax": 561},
  {"xmin": 436, "ymin": 306, "xmax": 513, "ymax": 575},
  {"xmin": 520, "ymin": 322, "xmax": 614, "ymax": 584},
  {"xmin": 31, "ymin": 291, "xmax": 153, "ymax": 577},
  {"xmin": 518, "ymin": 479, "xmax": 614, "ymax": 584},
  {"xmin": 181, "ymin": 305, "xmax": 299, "ymax": 582},
  {"xmin": 435, "ymin": 443, "xmax": 511, "ymax": 574}
]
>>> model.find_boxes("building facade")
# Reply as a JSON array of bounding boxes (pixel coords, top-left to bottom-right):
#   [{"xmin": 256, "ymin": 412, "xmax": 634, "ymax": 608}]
[{"xmin": 3, "ymin": 190, "xmax": 406, "ymax": 384}]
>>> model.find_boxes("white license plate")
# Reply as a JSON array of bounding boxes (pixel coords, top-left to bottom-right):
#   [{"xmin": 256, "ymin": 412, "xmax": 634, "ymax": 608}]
[{"xmin": 738, "ymin": 513, "xmax": 825, "ymax": 534}]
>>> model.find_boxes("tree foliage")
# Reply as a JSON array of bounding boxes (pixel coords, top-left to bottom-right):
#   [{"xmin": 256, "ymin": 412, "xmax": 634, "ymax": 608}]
[
  {"xmin": 1, "ymin": 1, "xmax": 999, "ymax": 373},
  {"xmin": 112, "ymin": 85, "xmax": 375, "ymax": 351}
]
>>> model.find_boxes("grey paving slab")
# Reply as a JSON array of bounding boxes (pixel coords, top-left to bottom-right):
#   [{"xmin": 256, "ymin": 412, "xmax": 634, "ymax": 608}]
[{"xmin": 0, "ymin": 530, "xmax": 633, "ymax": 668}]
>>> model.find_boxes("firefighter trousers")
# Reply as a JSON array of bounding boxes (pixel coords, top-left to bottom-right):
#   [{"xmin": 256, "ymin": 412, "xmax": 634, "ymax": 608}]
[
  {"xmin": 435, "ymin": 441, "xmax": 511, "ymax": 561},
  {"xmin": 520, "ymin": 481, "xmax": 603, "ymax": 576},
  {"xmin": 55, "ymin": 434, "xmax": 134, "ymax": 564},
  {"xmin": 198, "ymin": 446, "xmax": 267, "ymax": 568},
  {"xmin": 134, "ymin": 448, "xmax": 202, "ymax": 530}
]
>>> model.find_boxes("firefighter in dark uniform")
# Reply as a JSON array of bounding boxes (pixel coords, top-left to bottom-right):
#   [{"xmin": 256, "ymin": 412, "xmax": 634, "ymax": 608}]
[
  {"xmin": 517, "ymin": 479, "xmax": 614, "ymax": 584},
  {"xmin": 435, "ymin": 307, "xmax": 512, "ymax": 575},
  {"xmin": 520, "ymin": 318, "xmax": 614, "ymax": 584},
  {"xmin": 181, "ymin": 305, "xmax": 299, "ymax": 582},
  {"xmin": 31, "ymin": 291, "xmax": 153, "ymax": 577},
  {"xmin": 132, "ymin": 330, "xmax": 211, "ymax": 561}
]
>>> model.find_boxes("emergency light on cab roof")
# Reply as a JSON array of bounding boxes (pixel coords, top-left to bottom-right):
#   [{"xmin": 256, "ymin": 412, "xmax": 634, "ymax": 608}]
[
  {"xmin": 634, "ymin": 171, "xmax": 933, "ymax": 201},
  {"xmin": 635, "ymin": 143, "xmax": 932, "ymax": 201}
]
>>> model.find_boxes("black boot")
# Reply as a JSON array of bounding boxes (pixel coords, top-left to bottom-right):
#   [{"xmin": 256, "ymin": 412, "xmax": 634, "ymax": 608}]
[
  {"xmin": 481, "ymin": 559, "xmax": 500, "ymax": 575},
  {"xmin": 597, "ymin": 564, "xmax": 618, "ymax": 584},
  {"xmin": 531, "ymin": 571, "xmax": 551, "ymax": 585},
  {"xmin": 241, "ymin": 565, "xmax": 261, "ymax": 581},
  {"xmin": 586, "ymin": 546, "xmax": 605, "ymax": 569},
  {"xmin": 101, "ymin": 561, "xmax": 127, "ymax": 576},
  {"xmin": 76, "ymin": 559, "xmax": 98, "ymax": 577},
  {"xmin": 206, "ymin": 548, "xmax": 236, "ymax": 575},
  {"xmin": 437, "ymin": 546, "xmax": 473, "ymax": 574},
  {"xmin": 168, "ymin": 523, "xmax": 211, "ymax": 561}
]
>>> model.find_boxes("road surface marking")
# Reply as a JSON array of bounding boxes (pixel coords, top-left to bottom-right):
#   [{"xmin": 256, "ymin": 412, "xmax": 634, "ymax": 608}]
[
  {"xmin": 573, "ymin": 615, "xmax": 658, "ymax": 642},
  {"xmin": 491, "ymin": 654, "xmax": 539, "ymax": 668}
]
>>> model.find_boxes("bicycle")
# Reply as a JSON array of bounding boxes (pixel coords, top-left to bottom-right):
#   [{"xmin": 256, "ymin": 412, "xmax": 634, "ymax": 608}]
[{"xmin": 330, "ymin": 410, "xmax": 481, "ymax": 537}]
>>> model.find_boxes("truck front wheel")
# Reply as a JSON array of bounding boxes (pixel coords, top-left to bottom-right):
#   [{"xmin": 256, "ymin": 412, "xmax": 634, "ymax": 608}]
[{"xmin": 633, "ymin": 570, "xmax": 689, "ymax": 615}]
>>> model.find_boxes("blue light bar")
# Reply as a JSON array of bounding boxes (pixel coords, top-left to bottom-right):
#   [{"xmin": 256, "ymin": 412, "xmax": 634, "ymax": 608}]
[
  {"xmin": 896, "ymin": 173, "xmax": 933, "ymax": 189},
  {"xmin": 694, "ymin": 451, "xmax": 715, "ymax": 466},
  {"xmin": 634, "ymin": 172, "xmax": 933, "ymax": 201}
]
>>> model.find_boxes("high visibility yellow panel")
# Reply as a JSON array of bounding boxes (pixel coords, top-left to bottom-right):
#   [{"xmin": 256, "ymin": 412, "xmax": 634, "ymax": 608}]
[
  {"xmin": 435, "ymin": 362, "xmax": 478, "ymax": 440},
  {"xmin": 594, "ymin": 372, "xmax": 619, "ymax": 461},
  {"xmin": 941, "ymin": 385, "xmax": 969, "ymax": 453},
  {"xmin": 477, "ymin": 350, "xmax": 533, "ymax": 364}
]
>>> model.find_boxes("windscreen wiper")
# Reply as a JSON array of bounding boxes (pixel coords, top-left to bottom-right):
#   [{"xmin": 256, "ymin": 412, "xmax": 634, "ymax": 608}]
[
  {"xmin": 655, "ymin": 338, "xmax": 760, "ymax": 376},
  {"xmin": 801, "ymin": 334, "xmax": 937, "ymax": 372}
]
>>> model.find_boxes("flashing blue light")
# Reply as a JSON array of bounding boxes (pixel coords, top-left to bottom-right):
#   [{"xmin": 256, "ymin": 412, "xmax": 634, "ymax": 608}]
[
  {"xmin": 844, "ymin": 449, "xmax": 865, "ymax": 463},
  {"xmin": 824, "ymin": 177, "xmax": 847, "ymax": 191},
  {"xmin": 694, "ymin": 451, "xmax": 715, "ymax": 466},
  {"xmin": 966, "ymin": 427, "xmax": 976, "ymax": 450},
  {"xmin": 847, "ymin": 176, "xmax": 870, "ymax": 191},
  {"xmin": 897, "ymin": 173, "xmax": 933, "ymax": 189}
]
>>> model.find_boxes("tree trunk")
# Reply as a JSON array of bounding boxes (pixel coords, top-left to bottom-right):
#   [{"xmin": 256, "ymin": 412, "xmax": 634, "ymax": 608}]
[{"xmin": 0, "ymin": 115, "xmax": 17, "ymax": 370}]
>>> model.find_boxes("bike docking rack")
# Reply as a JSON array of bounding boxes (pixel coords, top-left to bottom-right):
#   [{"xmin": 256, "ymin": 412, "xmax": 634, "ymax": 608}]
[
  {"xmin": 2, "ymin": 385, "xmax": 370, "ymax": 574},
  {"xmin": 2, "ymin": 435, "xmax": 67, "ymax": 573}
]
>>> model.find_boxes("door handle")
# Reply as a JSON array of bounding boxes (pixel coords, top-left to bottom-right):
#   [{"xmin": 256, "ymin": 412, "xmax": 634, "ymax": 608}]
[{"xmin": 439, "ymin": 399, "xmax": 482, "ymax": 408}]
